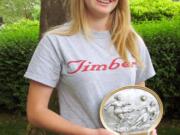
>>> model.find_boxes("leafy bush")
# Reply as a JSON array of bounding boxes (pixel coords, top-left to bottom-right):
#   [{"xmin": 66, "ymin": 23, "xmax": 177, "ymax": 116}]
[
  {"xmin": 0, "ymin": 0, "xmax": 40, "ymax": 23},
  {"xmin": 0, "ymin": 18, "xmax": 179, "ymax": 117},
  {"xmin": 134, "ymin": 18, "xmax": 180, "ymax": 96},
  {"xmin": 134, "ymin": 18, "xmax": 180, "ymax": 118},
  {"xmin": 0, "ymin": 19, "xmax": 39, "ymax": 113},
  {"xmin": 130, "ymin": 0, "xmax": 180, "ymax": 22}
]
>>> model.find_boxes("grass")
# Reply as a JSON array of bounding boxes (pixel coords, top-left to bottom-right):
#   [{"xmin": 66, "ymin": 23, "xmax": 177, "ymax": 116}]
[
  {"xmin": 157, "ymin": 119, "xmax": 180, "ymax": 135},
  {"xmin": 0, "ymin": 113, "xmax": 180, "ymax": 135},
  {"xmin": 0, "ymin": 113, "xmax": 27, "ymax": 135}
]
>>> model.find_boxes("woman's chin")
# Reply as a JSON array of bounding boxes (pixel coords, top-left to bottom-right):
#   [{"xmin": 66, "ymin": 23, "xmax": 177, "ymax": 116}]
[{"xmin": 93, "ymin": 7, "xmax": 114, "ymax": 17}]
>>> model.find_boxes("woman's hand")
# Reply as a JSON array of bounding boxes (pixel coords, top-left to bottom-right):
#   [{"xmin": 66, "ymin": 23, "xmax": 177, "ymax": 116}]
[
  {"xmin": 92, "ymin": 128, "xmax": 157, "ymax": 135},
  {"xmin": 152, "ymin": 129, "xmax": 157, "ymax": 135},
  {"xmin": 91, "ymin": 128, "xmax": 115, "ymax": 135}
]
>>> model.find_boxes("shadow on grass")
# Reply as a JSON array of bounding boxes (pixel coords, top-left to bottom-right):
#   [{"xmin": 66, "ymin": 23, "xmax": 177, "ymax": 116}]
[
  {"xmin": 157, "ymin": 119, "xmax": 180, "ymax": 135},
  {"xmin": 0, "ymin": 113, "xmax": 27, "ymax": 135}
]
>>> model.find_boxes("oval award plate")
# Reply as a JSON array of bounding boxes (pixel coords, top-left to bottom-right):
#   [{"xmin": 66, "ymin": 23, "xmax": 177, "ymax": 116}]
[{"xmin": 100, "ymin": 86, "xmax": 163, "ymax": 135}]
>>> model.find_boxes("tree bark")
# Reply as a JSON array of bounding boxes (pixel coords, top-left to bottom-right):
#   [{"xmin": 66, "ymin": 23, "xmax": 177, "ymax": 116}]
[
  {"xmin": 26, "ymin": 1, "xmax": 68, "ymax": 134},
  {"xmin": 39, "ymin": 0, "xmax": 69, "ymax": 38},
  {"xmin": 0, "ymin": 17, "xmax": 3, "ymax": 26}
]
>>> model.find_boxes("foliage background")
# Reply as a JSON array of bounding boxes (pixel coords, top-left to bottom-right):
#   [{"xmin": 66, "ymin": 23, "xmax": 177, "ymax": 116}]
[
  {"xmin": 0, "ymin": 20, "xmax": 39, "ymax": 113},
  {"xmin": 0, "ymin": 0, "xmax": 40, "ymax": 23},
  {"xmin": 0, "ymin": 0, "xmax": 179, "ymax": 118},
  {"xmin": 130, "ymin": 0, "xmax": 180, "ymax": 22}
]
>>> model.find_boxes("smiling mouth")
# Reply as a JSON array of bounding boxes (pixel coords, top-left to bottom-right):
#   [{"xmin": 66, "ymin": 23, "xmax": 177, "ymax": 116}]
[{"xmin": 96, "ymin": 0, "xmax": 115, "ymax": 4}]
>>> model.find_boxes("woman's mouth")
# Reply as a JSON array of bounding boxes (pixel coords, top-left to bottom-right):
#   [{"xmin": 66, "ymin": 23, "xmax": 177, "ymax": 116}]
[{"xmin": 96, "ymin": 0, "xmax": 115, "ymax": 5}]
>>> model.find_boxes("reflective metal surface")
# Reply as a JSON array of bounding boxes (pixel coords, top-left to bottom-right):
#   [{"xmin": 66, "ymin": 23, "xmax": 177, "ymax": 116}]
[{"xmin": 100, "ymin": 86, "xmax": 163, "ymax": 135}]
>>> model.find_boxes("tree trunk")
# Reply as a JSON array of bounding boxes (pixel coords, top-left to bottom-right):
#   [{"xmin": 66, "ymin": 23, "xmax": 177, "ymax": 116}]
[
  {"xmin": 26, "ymin": 90, "xmax": 60, "ymax": 135},
  {"xmin": 0, "ymin": 17, "xmax": 3, "ymax": 26},
  {"xmin": 26, "ymin": 1, "xmax": 68, "ymax": 134},
  {"xmin": 39, "ymin": 0, "xmax": 69, "ymax": 38}
]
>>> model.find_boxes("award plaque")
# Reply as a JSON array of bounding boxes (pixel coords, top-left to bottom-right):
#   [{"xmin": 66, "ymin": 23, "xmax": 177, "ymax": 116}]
[{"xmin": 100, "ymin": 86, "xmax": 163, "ymax": 135}]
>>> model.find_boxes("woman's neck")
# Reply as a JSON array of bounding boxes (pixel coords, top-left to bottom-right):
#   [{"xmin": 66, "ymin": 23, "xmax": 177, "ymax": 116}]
[{"xmin": 86, "ymin": 14, "xmax": 111, "ymax": 31}]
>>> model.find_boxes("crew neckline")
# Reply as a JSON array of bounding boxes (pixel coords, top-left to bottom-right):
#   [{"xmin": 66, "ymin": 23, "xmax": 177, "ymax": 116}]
[{"xmin": 91, "ymin": 30, "xmax": 111, "ymax": 39}]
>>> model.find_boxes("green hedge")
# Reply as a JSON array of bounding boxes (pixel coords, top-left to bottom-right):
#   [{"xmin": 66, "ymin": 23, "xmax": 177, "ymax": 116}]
[
  {"xmin": 134, "ymin": 18, "xmax": 180, "ymax": 97},
  {"xmin": 0, "ymin": 20, "xmax": 39, "ymax": 113},
  {"xmin": 134, "ymin": 18, "xmax": 180, "ymax": 118},
  {"xmin": 130, "ymin": 0, "xmax": 180, "ymax": 22},
  {"xmin": 0, "ymin": 18, "xmax": 179, "ymax": 117}
]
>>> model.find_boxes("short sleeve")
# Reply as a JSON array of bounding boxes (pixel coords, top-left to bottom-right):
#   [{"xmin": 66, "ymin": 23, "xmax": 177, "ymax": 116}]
[
  {"xmin": 135, "ymin": 36, "xmax": 156, "ymax": 83},
  {"xmin": 24, "ymin": 34, "xmax": 62, "ymax": 88}
]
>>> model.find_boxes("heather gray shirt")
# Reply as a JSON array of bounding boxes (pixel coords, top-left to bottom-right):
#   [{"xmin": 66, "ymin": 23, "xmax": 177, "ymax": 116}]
[{"xmin": 24, "ymin": 29, "xmax": 155, "ymax": 128}]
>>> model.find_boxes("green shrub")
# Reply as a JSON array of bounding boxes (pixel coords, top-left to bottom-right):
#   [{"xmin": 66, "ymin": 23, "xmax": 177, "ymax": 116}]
[
  {"xmin": 0, "ymin": 19, "xmax": 39, "ymax": 113},
  {"xmin": 130, "ymin": 0, "xmax": 180, "ymax": 22},
  {"xmin": 134, "ymin": 18, "xmax": 180, "ymax": 117},
  {"xmin": 0, "ymin": 18, "xmax": 179, "ymax": 116}
]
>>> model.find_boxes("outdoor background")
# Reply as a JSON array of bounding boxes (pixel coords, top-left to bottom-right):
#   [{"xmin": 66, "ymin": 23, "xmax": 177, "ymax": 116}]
[{"xmin": 0, "ymin": 0, "xmax": 180, "ymax": 135}]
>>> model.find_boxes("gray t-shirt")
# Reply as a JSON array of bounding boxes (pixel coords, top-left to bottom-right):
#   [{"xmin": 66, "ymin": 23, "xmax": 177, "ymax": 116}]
[{"xmin": 24, "ymin": 28, "xmax": 155, "ymax": 128}]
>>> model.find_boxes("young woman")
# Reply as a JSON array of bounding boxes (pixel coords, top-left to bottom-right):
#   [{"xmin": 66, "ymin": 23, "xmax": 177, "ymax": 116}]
[{"xmin": 24, "ymin": 0, "xmax": 157, "ymax": 135}]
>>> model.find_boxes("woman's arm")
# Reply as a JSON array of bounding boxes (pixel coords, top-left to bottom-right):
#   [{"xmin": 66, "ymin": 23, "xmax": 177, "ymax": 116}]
[
  {"xmin": 27, "ymin": 80, "xmax": 114, "ymax": 135},
  {"xmin": 135, "ymin": 81, "xmax": 145, "ymax": 87}
]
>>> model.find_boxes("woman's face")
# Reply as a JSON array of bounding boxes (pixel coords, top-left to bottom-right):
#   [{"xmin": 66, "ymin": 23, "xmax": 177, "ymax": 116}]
[{"xmin": 84, "ymin": 0, "xmax": 118, "ymax": 18}]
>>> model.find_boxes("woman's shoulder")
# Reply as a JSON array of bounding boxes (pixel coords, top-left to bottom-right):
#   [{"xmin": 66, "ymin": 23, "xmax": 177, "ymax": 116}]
[
  {"xmin": 39, "ymin": 22, "xmax": 82, "ymax": 49},
  {"xmin": 130, "ymin": 28, "xmax": 147, "ymax": 50},
  {"xmin": 40, "ymin": 22, "xmax": 74, "ymax": 44},
  {"xmin": 43, "ymin": 22, "xmax": 72, "ymax": 37},
  {"xmin": 135, "ymin": 34, "xmax": 148, "ymax": 51}
]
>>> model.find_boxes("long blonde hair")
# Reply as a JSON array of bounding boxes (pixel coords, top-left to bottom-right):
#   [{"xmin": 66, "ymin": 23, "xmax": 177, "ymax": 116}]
[{"xmin": 49, "ymin": 0, "xmax": 142, "ymax": 65}]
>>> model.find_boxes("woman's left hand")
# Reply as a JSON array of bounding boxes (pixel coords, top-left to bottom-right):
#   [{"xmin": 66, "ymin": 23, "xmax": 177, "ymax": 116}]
[{"xmin": 152, "ymin": 129, "xmax": 157, "ymax": 135}]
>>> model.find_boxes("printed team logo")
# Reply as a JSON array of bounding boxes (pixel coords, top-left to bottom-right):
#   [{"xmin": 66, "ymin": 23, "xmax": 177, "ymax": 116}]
[{"xmin": 67, "ymin": 57, "xmax": 137, "ymax": 74}]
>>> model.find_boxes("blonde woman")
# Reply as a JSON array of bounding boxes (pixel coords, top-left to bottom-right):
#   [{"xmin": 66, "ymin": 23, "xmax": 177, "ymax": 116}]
[{"xmin": 24, "ymin": 0, "xmax": 157, "ymax": 135}]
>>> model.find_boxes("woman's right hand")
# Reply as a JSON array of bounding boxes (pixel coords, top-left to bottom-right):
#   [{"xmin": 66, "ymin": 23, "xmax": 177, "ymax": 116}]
[
  {"xmin": 91, "ymin": 128, "xmax": 115, "ymax": 135},
  {"xmin": 27, "ymin": 81, "xmax": 115, "ymax": 135}
]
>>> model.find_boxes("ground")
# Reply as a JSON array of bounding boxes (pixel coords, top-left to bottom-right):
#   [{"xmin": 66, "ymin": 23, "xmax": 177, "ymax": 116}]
[{"xmin": 0, "ymin": 113, "xmax": 180, "ymax": 135}]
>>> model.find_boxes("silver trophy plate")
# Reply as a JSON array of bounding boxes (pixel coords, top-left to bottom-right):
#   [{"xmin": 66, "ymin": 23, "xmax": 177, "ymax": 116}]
[{"xmin": 100, "ymin": 86, "xmax": 163, "ymax": 135}]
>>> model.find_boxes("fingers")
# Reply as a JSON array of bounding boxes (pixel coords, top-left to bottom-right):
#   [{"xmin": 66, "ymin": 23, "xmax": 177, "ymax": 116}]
[{"xmin": 152, "ymin": 129, "xmax": 157, "ymax": 135}]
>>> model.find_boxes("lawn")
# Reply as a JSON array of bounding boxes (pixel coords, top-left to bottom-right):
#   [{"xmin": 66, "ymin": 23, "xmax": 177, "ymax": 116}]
[
  {"xmin": 0, "ymin": 113, "xmax": 180, "ymax": 135},
  {"xmin": 0, "ymin": 113, "xmax": 27, "ymax": 135},
  {"xmin": 157, "ymin": 119, "xmax": 180, "ymax": 135}
]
